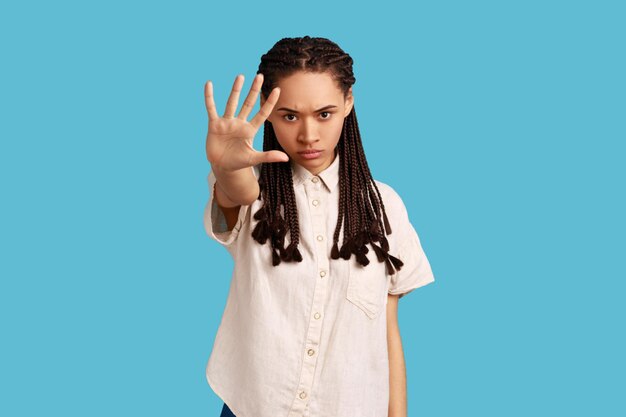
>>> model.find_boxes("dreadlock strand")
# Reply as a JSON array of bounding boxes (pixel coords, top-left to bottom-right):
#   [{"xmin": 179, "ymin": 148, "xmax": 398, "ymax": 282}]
[{"xmin": 331, "ymin": 144, "xmax": 346, "ymax": 260}]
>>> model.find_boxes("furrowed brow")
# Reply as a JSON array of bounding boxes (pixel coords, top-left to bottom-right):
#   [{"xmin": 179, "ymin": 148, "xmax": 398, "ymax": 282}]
[{"xmin": 276, "ymin": 105, "xmax": 338, "ymax": 113}]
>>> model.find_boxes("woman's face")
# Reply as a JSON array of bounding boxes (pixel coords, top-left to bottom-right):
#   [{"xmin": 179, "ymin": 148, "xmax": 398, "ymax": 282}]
[{"xmin": 261, "ymin": 71, "xmax": 354, "ymax": 175}]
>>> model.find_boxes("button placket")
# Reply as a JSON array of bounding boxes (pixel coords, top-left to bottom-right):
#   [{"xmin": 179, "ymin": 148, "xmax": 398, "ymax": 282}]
[{"xmin": 288, "ymin": 179, "xmax": 328, "ymax": 417}]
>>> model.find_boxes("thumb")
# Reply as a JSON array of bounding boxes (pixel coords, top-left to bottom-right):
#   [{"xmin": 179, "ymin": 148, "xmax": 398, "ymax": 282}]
[{"xmin": 251, "ymin": 150, "xmax": 290, "ymax": 165}]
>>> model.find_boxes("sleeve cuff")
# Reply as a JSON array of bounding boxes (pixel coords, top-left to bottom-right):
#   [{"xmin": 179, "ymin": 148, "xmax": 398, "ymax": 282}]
[
  {"xmin": 387, "ymin": 224, "xmax": 435, "ymax": 299},
  {"xmin": 203, "ymin": 170, "xmax": 251, "ymax": 248}
]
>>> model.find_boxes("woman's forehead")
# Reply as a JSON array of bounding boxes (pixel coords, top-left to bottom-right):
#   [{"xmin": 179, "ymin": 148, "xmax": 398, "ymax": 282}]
[{"xmin": 275, "ymin": 72, "xmax": 344, "ymax": 107}]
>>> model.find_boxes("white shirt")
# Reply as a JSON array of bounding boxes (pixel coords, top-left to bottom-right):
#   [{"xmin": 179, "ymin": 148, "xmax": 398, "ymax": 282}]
[{"xmin": 203, "ymin": 153, "xmax": 435, "ymax": 417}]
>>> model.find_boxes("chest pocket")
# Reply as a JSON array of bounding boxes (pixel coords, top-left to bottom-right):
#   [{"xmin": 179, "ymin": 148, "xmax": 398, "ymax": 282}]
[{"xmin": 346, "ymin": 253, "xmax": 390, "ymax": 320}]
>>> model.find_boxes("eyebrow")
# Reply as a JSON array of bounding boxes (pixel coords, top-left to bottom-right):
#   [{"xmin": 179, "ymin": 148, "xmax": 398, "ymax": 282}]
[{"xmin": 276, "ymin": 105, "xmax": 338, "ymax": 113}]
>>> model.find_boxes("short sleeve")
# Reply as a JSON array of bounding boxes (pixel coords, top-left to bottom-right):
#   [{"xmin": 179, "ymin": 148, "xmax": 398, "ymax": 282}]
[
  {"xmin": 203, "ymin": 167, "xmax": 258, "ymax": 249},
  {"xmin": 382, "ymin": 184, "xmax": 435, "ymax": 299},
  {"xmin": 388, "ymin": 223, "xmax": 435, "ymax": 299}
]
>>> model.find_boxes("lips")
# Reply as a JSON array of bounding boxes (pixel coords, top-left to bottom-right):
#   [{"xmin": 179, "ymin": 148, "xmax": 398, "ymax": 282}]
[{"xmin": 298, "ymin": 149, "xmax": 323, "ymax": 160}]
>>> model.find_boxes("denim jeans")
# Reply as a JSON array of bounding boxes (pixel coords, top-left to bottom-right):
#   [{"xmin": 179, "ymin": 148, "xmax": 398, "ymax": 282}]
[{"xmin": 220, "ymin": 403, "xmax": 236, "ymax": 417}]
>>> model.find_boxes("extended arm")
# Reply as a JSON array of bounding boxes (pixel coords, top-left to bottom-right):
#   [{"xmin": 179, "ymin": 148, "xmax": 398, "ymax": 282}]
[
  {"xmin": 387, "ymin": 293, "xmax": 407, "ymax": 417},
  {"xmin": 203, "ymin": 74, "xmax": 288, "ymax": 230}
]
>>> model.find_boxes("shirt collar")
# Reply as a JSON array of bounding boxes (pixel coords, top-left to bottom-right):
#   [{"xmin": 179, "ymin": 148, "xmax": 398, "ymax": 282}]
[{"xmin": 290, "ymin": 149, "xmax": 340, "ymax": 192}]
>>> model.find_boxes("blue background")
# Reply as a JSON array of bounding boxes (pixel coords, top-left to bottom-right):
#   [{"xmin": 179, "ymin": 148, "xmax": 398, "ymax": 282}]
[{"xmin": 1, "ymin": 0, "xmax": 624, "ymax": 415}]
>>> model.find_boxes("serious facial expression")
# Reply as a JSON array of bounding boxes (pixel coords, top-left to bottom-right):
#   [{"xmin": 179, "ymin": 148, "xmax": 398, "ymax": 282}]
[{"xmin": 262, "ymin": 71, "xmax": 354, "ymax": 176}]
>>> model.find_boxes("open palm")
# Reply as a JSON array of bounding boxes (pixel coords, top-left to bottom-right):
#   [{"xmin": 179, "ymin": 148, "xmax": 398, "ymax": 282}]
[{"xmin": 204, "ymin": 73, "xmax": 288, "ymax": 172}]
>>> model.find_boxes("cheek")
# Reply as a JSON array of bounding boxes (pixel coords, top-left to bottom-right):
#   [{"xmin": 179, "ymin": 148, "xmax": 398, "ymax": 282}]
[
  {"xmin": 327, "ymin": 119, "xmax": 345, "ymax": 139},
  {"xmin": 271, "ymin": 127, "xmax": 294, "ymax": 150},
  {"xmin": 272, "ymin": 124, "xmax": 288, "ymax": 139}
]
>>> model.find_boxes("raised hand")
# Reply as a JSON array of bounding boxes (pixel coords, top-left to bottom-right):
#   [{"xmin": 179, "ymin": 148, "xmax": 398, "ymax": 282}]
[{"xmin": 204, "ymin": 73, "xmax": 289, "ymax": 172}]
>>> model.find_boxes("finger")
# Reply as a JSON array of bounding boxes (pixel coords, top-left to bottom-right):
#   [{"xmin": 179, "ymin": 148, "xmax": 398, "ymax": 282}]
[
  {"xmin": 223, "ymin": 74, "xmax": 244, "ymax": 119},
  {"xmin": 249, "ymin": 86, "xmax": 280, "ymax": 130},
  {"xmin": 250, "ymin": 149, "xmax": 290, "ymax": 165},
  {"xmin": 204, "ymin": 81, "xmax": 219, "ymax": 122},
  {"xmin": 237, "ymin": 73, "xmax": 263, "ymax": 121}
]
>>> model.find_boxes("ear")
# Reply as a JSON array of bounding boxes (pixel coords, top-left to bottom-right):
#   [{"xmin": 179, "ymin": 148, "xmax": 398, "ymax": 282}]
[{"xmin": 344, "ymin": 87, "xmax": 354, "ymax": 117}]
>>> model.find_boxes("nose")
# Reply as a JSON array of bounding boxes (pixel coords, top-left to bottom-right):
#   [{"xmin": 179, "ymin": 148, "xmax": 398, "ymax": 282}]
[{"xmin": 297, "ymin": 118, "xmax": 320, "ymax": 144}]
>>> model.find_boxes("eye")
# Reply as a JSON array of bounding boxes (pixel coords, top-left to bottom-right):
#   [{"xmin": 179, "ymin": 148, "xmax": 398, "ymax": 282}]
[{"xmin": 282, "ymin": 112, "xmax": 333, "ymax": 122}]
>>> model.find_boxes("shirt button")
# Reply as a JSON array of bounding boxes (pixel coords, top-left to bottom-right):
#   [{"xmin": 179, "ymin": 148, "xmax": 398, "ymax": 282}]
[
  {"xmin": 299, "ymin": 391, "xmax": 307, "ymax": 399},
  {"xmin": 307, "ymin": 349, "xmax": 315, "ymax": 356},
  {"xmin": 316, "ymin": 235, "xmax": 323, "ymax": 241},
  {"xmin": 311, "ymin": 177, "xmax": 319, "ymax": 183},
  {"xmin": 314, "ymin": 312, "xmax": 321, "ymax": 319},
  {"xmin": 312, "ymin": 199, "xmax": 319, "ymax": 206},
  {"xmin": 319, "ymin": 270, "xmax": 326, "ymax": 278}
]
